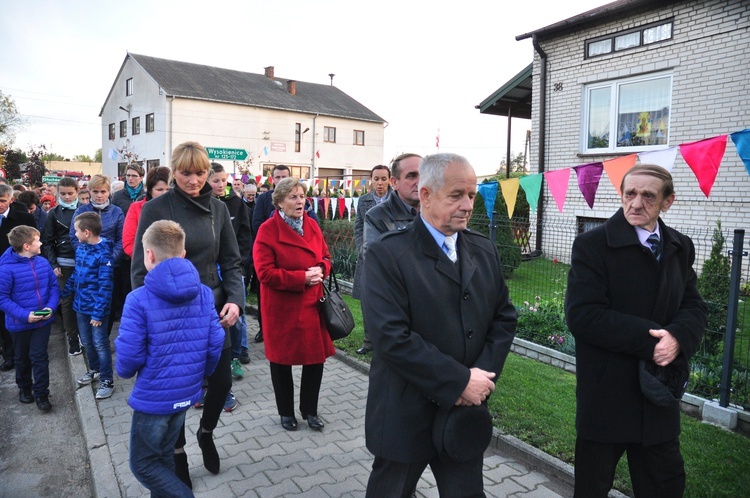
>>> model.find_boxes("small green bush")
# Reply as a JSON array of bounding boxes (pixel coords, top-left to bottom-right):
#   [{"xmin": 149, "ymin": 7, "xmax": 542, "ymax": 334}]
[
  {"xmin": 697, "ymin": 221, "xmax": 731, "ymax": 357},
  {"xmin": 516, "ymin": 297, "xmax": 575, "ymax": 356}
]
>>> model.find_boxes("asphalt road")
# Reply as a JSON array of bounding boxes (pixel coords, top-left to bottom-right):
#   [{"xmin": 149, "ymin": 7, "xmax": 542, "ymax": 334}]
[{"xmin": 0, "ymin": 322, "xmax": 92, "ymax": 497}]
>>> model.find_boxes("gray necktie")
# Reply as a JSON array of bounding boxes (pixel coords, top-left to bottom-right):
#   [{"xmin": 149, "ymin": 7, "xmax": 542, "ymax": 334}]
[
  {"xmin": 647, "ymin": 233, "xmax": 661, "ymax": 261},
  {"xmin": 444, "ymin": 236, "xmax": 457, "ymax": 263}
]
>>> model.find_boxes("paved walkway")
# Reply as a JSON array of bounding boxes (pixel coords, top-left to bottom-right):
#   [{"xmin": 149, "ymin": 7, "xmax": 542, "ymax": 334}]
[{"xmin": 72, "ymin": 315, "xmax": 577, "ymax": 497}]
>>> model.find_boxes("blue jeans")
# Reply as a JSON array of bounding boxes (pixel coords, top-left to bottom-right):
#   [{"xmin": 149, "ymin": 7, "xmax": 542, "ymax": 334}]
[
  {"xmin": 130, "ymin": 410, "xmax": 192, "ymax": 498},
  {"xmin": 11, "ymin": 323, "xmax": 52, "ymax": 398},
  {"xmin": 77, "ymin": 313, "xmax": 113, "ymax": 382}
]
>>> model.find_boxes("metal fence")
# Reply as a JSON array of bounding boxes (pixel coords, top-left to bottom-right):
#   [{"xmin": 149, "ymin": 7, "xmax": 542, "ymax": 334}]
[{"xmin": 321, "ymin": 214, "xmax": 750, "ymax": 409}]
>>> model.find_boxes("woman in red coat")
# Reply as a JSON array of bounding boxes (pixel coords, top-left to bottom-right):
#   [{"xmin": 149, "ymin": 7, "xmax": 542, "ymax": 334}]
[
  {"xmin": 122, "ymin": 166, "xmax": 171, "ymax": 258},
  {"xmin": 253, "ymin": 177, "xmax": 334, "ymax": 432}
]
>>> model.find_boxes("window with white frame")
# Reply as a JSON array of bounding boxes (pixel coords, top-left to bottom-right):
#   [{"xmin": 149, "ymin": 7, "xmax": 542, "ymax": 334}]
[
  {"xmin": 324, "ymin": 126, "xmax": 336, "ymax": 143},
  {"xmin": 583, "ymin": 72, "xmax": 672, "ymax": 153},
  {"xmin": 353, "ymin": 130, "xmax": 365, "ymax": 146},
  {"xmin": 585, "ymin": 19, "xmax": 673, "ymax": 59},
  {"xmin": 126, "ymin": 78, "xmax": 133, "ymax": 96}
]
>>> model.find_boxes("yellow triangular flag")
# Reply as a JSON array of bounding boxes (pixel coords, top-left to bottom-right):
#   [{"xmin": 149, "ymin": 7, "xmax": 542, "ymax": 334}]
[{"xmin": 499, "ymin": 178, "xmax": 520, "ymax": 219}]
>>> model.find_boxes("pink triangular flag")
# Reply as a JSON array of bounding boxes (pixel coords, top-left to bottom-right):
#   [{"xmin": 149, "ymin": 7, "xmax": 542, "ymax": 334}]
[
  {"xmin": 603, "ymin": 154, "xmax": 637, "ymax": 196},
  {"xmin": 544, "ymin": 168, "xmax": 571, "ymax": 213},
  {"xmin": 679, "ymin": 135, "xmax": 728, "ymax": 197},
  {"xmin": 572, "ymin": 162, "xmax": 604, "ymax": 209}
]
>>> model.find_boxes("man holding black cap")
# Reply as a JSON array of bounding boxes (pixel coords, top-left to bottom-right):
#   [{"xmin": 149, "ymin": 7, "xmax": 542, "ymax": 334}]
[
  {"xmin": 362, "ymin": 153, "xmax": 516, "ymax": 496},
  {"xmin": 565, "ymin": 164, "xmax": 707, "ymax": 497}
]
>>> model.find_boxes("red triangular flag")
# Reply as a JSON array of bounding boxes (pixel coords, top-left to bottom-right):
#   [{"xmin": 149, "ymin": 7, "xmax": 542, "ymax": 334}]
[
  {"xmin": 337, "ymin": 198, "xmax": 346, "ymax": 219},
  {"xmin": 679, "ymin": 135, "xmax": 728, "ymax": 197},
  {"xmin": 316, "ymin": 150, "xmax": 320, "ymax": 158}
]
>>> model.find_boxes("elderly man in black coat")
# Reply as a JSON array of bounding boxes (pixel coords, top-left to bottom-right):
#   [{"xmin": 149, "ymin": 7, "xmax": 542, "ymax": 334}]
[
  {"xmin": 565, "ymin": 164, "xmax": 706, "ymax": 497},
  {"xmin": 362, "ymin": 153, "xmax": 517, "ymax": 497}
]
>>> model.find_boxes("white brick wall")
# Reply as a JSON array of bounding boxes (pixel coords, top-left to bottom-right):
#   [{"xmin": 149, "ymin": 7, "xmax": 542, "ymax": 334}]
[{"xmin": 526, "ymin": 0, "xmax": 750, "ymax": 270}]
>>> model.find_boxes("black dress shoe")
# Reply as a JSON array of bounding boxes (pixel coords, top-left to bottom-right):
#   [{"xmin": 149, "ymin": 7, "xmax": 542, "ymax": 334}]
[
  {"xmin": 280, "ymin": 415, "xmax": 298, "ymax": 431},
  {"xmin": 304, "ymin": 415, "xmax": 325, "ymax": 431},
  {"xmin": 0, "ymin": 359, "xmax": 14, "ymax": 371},
  {"xmin": 254, "ymin": 330, "xmax": 264, "ymax": 343},
  {"xmin": 356, "ymin": 346, "xmax": 371, "ymax": 355},
  {"xmin": 19, "ymin": 389, "xmax": 33, "ymax": 404},
  {"xmin": 35, "ymin": 396, "xmax": 52, "ymax": 411}
]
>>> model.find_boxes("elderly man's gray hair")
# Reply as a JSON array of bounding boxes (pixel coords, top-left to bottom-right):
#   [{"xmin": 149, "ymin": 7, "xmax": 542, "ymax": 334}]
[{"xmin": 418, "ymin": 153, "xmax": 472, "ymax": 192}]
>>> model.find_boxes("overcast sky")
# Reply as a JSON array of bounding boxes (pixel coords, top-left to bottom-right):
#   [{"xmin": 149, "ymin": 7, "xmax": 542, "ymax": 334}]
[{"xmin": 1, "ymin": 0, "xmax": 606, "ymax": 177}]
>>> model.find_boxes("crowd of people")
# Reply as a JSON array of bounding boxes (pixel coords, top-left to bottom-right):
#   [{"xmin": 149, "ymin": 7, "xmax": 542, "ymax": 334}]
[{"xmin": 0, "ymin": 142, "xmax": 708, "ymax": 497}]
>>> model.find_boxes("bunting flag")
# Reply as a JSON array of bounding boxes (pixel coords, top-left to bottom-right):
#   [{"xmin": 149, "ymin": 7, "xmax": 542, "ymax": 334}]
[
  {"xmin": 260, "ymin": 176, "xmax": 267, "ymax": 185},
  {"xmin": 316, "ymin": 150, "xmax": 320, "ymax": 158},
  {"xmin": 519, "ymin": 173, "xmax": 543, "ymax": 212},
  {"xmin": 637, "ymin": 146, "xmax": 678, "ymax": 171},
  {"xmin": 346, "ymin": 179, "xmax": 352, "ymax": 189},
  {"xmin": 331, "ymin": 199, "xmax": 337, "ymax": 219},
  {"xmin": 500, "ymin": 178, "xmax": 520, "ymax": 219},
  {"xmin": 680, "ymin": 135, "xmax": 728, "ymax": 197},
  {"xmin": 338, "ymin": 198, "xmax": 346, "ymax": 219},
  {"xmin": 255, "ymin": 175, "xmax": 262, "ymax": 184},
  {"xmin": 241, "ymin": 174, "xmax": 249, "ymax": 183},
  {"xmin": 730, "ymin": 129, "xmax": 750, "ymax": 175},
  {"xmin": 312, "ymin": 197, "xmax": 319, "ymax": 215},
  {"xmin": 314, "ymin": 178, "xmax": 320, "ymax": 186},
  {"xmin": 331, "ymin": 179, "xmax": 338, "ymax": 188},
  {"xmin": 352, "ymin": 197, "xmax": 359, "ymax": 214},
  {"xmin": 573, "ymin": 162, "xmax": 604, "ymax": 209},
  {"xmin": 603, "ymin": 154, "xmax": 637, "ymax": 196},
  {"xmin": 477, "ymin": 182, "xmax": 498, "ymax": 221},
  {"xmin": 544, "ymin": 168, "xmax": 571, "ymax": 213},
  {"xmin": 344, "ymin": 198, "xmax": 353, "ymax": 220},
  {"xmin": 323, "ymin": 198, "xmax": 330, "ymax": 219},
  {"xmin": 263, "ymin": 146, "xmax": 269, "ymax": 156}
]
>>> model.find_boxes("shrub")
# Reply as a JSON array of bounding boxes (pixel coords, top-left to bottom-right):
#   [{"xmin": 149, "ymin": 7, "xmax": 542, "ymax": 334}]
[
  {"xmin": 697, "ymin": 221, "xmax": 730, "ymax": 356},
  {"xmin": 516, "ymin": 296, "xmax": 575, "ymax": 355},
  {"xmin": 471, "ymin": 185, "xmax": 522, "ymax": 277}
]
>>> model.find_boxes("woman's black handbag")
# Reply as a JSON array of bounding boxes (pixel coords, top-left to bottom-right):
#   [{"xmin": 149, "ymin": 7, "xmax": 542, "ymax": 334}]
[{"xmin": 320, "ymin": 272, "xmax": 355, "ymax": 340}]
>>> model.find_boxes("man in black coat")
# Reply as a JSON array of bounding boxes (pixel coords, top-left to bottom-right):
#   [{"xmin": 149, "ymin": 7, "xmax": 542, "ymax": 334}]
[
  {"xmin": 565, "ymin": 164, "xmax": 706, "ymax": 497},
  {"xmin": 0, "ymin": 184, "xmax": 38, "ymax": 370},
  {"xmin": 362, "ymin": 153, "xmax": 517, "ymax": 496}
]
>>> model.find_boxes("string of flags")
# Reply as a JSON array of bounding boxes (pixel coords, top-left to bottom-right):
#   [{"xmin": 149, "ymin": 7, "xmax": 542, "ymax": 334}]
[{"xmin": 478, "ymin": 128, "xmax": 750, "ymax": 221}]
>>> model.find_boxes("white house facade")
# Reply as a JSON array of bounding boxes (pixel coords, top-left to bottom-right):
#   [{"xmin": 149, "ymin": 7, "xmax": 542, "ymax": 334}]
[
  {"xmin": 485, "ymin": 0, "xmax": 750, "ymax": 266},
  {"xmin": 100, "ymin": 54, "xmax": 385, "ymax": 185}
]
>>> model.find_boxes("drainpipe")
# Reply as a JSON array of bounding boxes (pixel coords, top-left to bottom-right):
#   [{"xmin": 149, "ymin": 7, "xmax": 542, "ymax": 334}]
[
  {"xmin": 168, "ymin": 95, "xmax": 174, "ymax": 167},
  {"xmin": 310, "ymin": 114, "xmax": 318, "ymax": 185},
  {"xmin": 532, "ymin": 34, "xmax": 547, "ymax": 253}
]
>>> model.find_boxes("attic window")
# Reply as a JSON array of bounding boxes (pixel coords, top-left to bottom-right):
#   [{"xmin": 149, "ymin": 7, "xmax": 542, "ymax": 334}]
[
  {"xmin": 126, "ymin": 78, "xmax": 133, "ymax": 97},
  {"xmin": 585, "ymin": 19, "xmax": 673, "ymax": 59}
]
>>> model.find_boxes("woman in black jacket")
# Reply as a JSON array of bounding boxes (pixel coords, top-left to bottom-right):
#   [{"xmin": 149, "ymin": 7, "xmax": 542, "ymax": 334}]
[{"xmin": 131, "ymin": 142, "xmax": 244, "ymax": 487}]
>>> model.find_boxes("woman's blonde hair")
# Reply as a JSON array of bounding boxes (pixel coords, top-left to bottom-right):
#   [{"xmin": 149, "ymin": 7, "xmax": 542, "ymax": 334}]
[
  {"xmin": 88, "ymin": 174, "xmax": 111, "ymax": 191},
  {"xmin": 171, "ymin": 141, "xmax": 211, "ymax": 175}
]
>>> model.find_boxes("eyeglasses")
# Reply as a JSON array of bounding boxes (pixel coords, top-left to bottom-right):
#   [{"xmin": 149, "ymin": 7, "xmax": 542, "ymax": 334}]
[{"xmin": 125, "ymin": 174, "xmax": 141, "ymax": 178}]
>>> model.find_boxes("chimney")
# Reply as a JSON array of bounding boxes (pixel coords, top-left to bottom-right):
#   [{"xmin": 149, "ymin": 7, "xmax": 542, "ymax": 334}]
[
  {"xmin": 264, "ymin": 66, "xmax": 274, "ymax": 80},
  {"xmin": 287, "ymin": 80, "xmax": 297, "ymax": 95}
]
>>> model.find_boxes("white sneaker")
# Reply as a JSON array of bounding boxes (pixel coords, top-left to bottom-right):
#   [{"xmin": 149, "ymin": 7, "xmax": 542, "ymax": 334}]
[
  {"xmin": 77, "ymin": 370, "xmax": 99, "ymax": 386},
  {"xmin": 96, "ymin": 380, "xmax": 114, "ymax": 399}
]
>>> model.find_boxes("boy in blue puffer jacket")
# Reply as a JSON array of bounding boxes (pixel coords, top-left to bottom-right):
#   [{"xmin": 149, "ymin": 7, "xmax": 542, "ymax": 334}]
[
  {"xmin": 0, "ymin": 226, "xmax": 59, "ymax": 412},
  {"xmin": 62, "ymin": 211, "xmax": 115, "ymax": 400},
  {"xmin": 115, "ymin": 220, "xmax": 224, "ymax": 496}
]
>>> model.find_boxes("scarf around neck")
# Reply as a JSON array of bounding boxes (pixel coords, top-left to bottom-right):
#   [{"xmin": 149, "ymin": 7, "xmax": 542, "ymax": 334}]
[{"xmin": 125, "ymin": 182, "xmax": 144, "ymax": 200}]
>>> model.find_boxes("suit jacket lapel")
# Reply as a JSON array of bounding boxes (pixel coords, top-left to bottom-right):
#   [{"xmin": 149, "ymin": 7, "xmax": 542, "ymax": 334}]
[{"xmin": 458, "ymin": 233, "xmax": 476, "ymax": 290}]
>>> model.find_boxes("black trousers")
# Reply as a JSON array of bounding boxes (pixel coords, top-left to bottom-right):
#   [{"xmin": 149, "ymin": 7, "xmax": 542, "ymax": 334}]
[
  {"xmin": 269, "ymin": 362, "xmax": 324, "ymax": 417},
  {"xmin": 0, "ymin": 310, "xmax": 13, "ymax": 362},
  {"xmin": 366, "ymin": 455, "xmax": 485, "ymax": 498},
  {"xmin": 573, "ymin": 436, "xmax": 685, "ymax": 498},
  {"xmin": 175, "ymin": 347, "xmax": 232, "ymax": 448}
]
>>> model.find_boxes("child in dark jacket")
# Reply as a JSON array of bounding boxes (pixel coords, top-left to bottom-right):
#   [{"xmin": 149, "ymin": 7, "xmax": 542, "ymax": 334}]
[
  {"xmin": 41, "ymin": 177, "xmax": 80, "ymax": 356},
  {"xmin": 62, "ymin": 211, "xmax": 115, "ymax": 400},
  {"xmin": 0, "ymin": 226, "xmax": 59, "ymax": 411},
  {"xmin": 115, "ymin": 220, "xmax": 224, "ymax": 496}
]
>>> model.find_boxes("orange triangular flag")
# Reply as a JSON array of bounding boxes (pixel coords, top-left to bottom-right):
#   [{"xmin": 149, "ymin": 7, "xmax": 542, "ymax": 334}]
[
  {"xmin": 323, "ymin": 198, "xmax": 331, "ymax": 220},
  {"xmin": 603, "ymin": 154, "xmax": 637, "ymax": 196}
]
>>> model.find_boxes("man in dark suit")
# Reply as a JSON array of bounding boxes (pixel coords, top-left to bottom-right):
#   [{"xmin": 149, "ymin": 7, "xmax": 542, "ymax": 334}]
[
  {"xmin": 0, "ymin": 184, "xmax": 38, "ymax": 370},
  {"xmin": 362, "ymin": 153, "xmax": 517, "ymax": 496},
  {"xmin": 352, "ymin": 164, "xmax": 391, "ymax": 355},
  {"xmin": 565, "ymin": 164, "xmax": 707, "ymax": 497}
]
